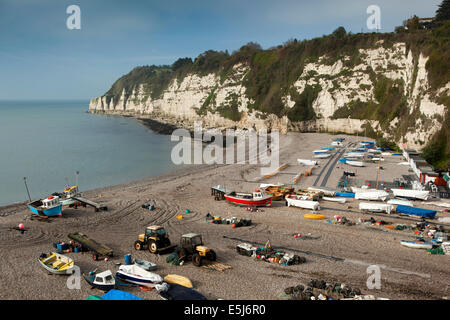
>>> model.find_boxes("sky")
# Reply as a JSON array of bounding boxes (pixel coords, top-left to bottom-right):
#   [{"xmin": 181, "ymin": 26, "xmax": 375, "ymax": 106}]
[{"xmin": 0, "ymin": 0, "xmax": 442, "ymax": 100}]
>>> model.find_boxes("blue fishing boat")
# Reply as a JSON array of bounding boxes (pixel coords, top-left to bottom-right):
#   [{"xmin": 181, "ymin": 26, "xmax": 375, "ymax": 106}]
[{"xmin": 28, "ymin": 195, "xmax": 62, "ymax": 217}]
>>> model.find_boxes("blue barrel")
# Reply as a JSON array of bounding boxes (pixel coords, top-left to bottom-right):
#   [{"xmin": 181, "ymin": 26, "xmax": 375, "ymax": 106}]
[
  {"xmin": 124, "ymin": 254, "xmax": 132, "ymax": 265},
  {"xmin": 57, "ymin": 243, "xmax": 63, "ymax": 251},
  {"xmin": 74, "ymin": 247, "xmax": 80, "ymax": 253}
]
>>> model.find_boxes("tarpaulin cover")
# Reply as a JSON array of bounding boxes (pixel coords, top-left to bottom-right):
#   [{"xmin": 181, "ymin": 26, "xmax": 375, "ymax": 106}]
[
  {"xmin": 335, "ymin": 192, "xmax": 355, "ymax": 198},
  {"xmin": 396, "ymin": 205, "xmax": 437, "ymax": 219},
  {"xmin": 101, "ymin": 289, "xmax": 144, "ymax": 300},
  {"xmin": 159, "ymin": 284, "xmax": 207, "ymax": 300}
]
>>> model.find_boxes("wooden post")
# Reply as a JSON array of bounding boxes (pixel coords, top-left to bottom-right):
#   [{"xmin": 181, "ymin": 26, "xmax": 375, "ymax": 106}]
[{"xmin": 23, "ymin": 177, "xmax": 31, "ymax": 202}]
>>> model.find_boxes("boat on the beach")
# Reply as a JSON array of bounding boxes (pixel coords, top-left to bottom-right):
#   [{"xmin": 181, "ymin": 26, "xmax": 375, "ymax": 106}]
[
  {"xmin": 387, "ymin": 199, "xmax": 414, "ymax": 207},
  {"xmin": 307, "ymin": 187, "xmax": 336, "ymax": 197},
  {"xmin": 391, "ymin": 189, "xmax": 430, "ymax": 201},
  {"xmin": 359, "ymin": 202, "xmax": 394, "ymax": 214},
  {"xmin": 322, "ymin": 196, "xmax": 347, "ymax": 204},
  {"xmin": 285, "ymin": 194, "xmax": 320, "ymax": 210},
  {"xmin": 262, "ymin": 185, "xmax": 294, "ymax": 201},
  {"xmin": 58, "ymin": 186, "xmax": 80, "ymax": 206},
  {"xmin": 314, "ymin": 153, "xmax": 332, "ymax": 159},
  {"xmin": 134, "ymin": 258, "xmax": 157, "ymax": 271},
  {"xmin": 38, "ymin": 252, "xmax": 74, "ymax": 274},
  {"xmin": 224, "ymin": 189, "xmax": 272, "ymax": 207},
  {"xmin": 346, "ymin": 160, "xmax": 365, "ymax": 167},
  {"xmin": 83, "ymin": 270, "xmax": 116, "ymax": 291},
  {"xmin": 400, "ymin": 240, "xmax": 434, "ymax": 250},
  {"xmin": 28, "ymin": 195, "xmax": 62, "ymax": 217},
  {"xmin": 355, "ymin": 191, "xmax": 389, "ymax": 201},
  {"xmin": 297, "ymin": 159, "xmax": 318, "ymax": 166},
  {"xmin": 115, "ymin": 264, "xmax": 163, "ymax": 287},
  {"xmin": 163, "ymin": 274, "xmax": 193, "ymax": 288}
]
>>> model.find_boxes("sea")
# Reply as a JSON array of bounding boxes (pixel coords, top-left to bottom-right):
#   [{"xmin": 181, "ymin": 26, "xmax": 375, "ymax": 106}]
[{"xmin": 0, "ymin": 100, "xmax": 181, "ymax": 206}]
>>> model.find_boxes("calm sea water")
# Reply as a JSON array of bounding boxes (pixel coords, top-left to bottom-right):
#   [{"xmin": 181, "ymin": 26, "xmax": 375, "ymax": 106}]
[{"xmin": 0, "ymin": 100, "xmax": 180, "ymax": 206}]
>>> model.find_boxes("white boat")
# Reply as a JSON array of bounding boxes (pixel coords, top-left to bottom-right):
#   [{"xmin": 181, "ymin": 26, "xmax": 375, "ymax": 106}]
[
  {"xmin": 368, "ymin": 157, "xmax": 385, "ymax": 162},
  {"xmin": 285, "ymin": 195, "xmax": 320, "ymax": 210},
  {"xmin": 359, "ymin": 202, "xmax": 394, "ymax": 214},
  {"xmin": 368, "ymin": 149, "xmax": 381, "ymax": 154},
  {"xmin": 313, "ymin": 150, "xmax": 330, "ymax": 154},
  {"xmin": 297, "ymin": 159, "xmax": 318, "ymax": 166},
  {"xmin": 400, "ymin": 240, "xmax": 434, "ymax": 250},
  {"xmin": 116, "ymin": 264, "xmax": 163, "ymax": 287},
  {"xmin": 307, "ymin": 187, "xmax": 336, "ymax": 196},
  {"xmin": 423, "ymin": 201, "xmax": 450, "ymax": 209},
  {"xmin": 331, "ymin": 141, "xmax": 343, "ymax": 147},
  {"xmin": 355, "ymin": 191, "xmax": 388, "ymax": 201},
  {"xmin": 397, "ymin": 162, "xmax": 410, "ymax": 166},
  {"xmin": 345, "ymin": 152, "xmax": 364, "ymax": 158},
  {"xmin": 387, "ymin": 199, "xmax": 414, "ymax": 207},
  {"xmin": 314, "ymin": 153, "xmax": 332, "ymax": 159},
  {"xmin": 381, "ymin": 152, "xmax": 392, "ymax": 156},
  {"xmin": 346, "ymin": 160, "xmax": 365, "ymax": 167},
  {"xmin": 322, "ymin": 196, "xmax": 347, "ymax": 204},
  {"xmin": 391, "ymin": 189, "xmax": 430, "ymax": 201}
]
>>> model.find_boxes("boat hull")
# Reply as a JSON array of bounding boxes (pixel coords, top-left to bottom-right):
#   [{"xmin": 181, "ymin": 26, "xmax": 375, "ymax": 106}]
[
  {"xmin": 116, "ymin": 271, "xmax": 161, "ymax": 287},
  {"xmin": 83, "ymin": 274, "xmax": 116, "ymax": 291},
  {"xmin": 224, "ymin": 195, "xmax": 272, "ymax": 207},
  {"xmin": 28, "ymin": 203, "xmax": 62, "ymax": 217}
]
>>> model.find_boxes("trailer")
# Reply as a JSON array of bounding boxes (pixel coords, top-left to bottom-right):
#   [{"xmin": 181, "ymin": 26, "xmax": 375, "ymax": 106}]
[
  {"xmin": 71, "ymin": 196, "xmax": 108, "ymax": 212},
  {"xmin": 68, "ymin": 232, "xmax": 113, "ymax": 260}
]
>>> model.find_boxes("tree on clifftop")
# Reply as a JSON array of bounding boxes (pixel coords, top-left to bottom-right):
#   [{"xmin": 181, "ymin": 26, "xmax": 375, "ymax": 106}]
[{"xmin": 436, "ymin": 0, "xmax": 450, "ymax": 21}]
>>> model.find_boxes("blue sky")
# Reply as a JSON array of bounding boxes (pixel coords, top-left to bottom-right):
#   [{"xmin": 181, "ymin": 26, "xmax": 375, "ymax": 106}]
[{"xmin": 0, "ymin": 0, "xmax": 442, "ymax": 100}]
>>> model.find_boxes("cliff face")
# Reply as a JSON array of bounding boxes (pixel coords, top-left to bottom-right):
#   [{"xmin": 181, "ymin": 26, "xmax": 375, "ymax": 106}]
[{"xmin": 89, "ymin": 30, "xmax": 449, "ymax": 161}]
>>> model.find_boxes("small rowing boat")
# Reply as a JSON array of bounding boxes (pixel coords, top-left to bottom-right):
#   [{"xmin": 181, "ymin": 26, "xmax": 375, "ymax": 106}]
[
  {"xmin": 134, "ymin": 258, "xmax": 157, "ymax": 271},
  {"xmin": 400, "ymin": 240, "xmax": 434, "ymax": 250},
  {"xmin": 38, "ymin": 252, "xmax": 74, "ymax": 274}
]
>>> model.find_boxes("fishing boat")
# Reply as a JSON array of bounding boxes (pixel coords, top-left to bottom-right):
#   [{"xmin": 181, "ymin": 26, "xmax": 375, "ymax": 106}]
[
  {"xmin": 391, "ymin": 189, "xmax": 430, "ymax": 201},
  {"xmin": 400, "ymin": 240, "xmax": 434, "ymax": 250},
  {"xmin": 134, "ymin": 258, "xmax": 157, "ymax": 271},
  {"xmin": 116, "ymin": 264, "xmax": 163, "ymax": 287},
  {"xmin": 38, "ymin": 252, "xmax": 74, "ymax": 275},
  {"xmin": 83, "ymin": 270, "xmax": 116, "ymax": 291},
  {"xmin": 28, "ymin": 195, "xmax": 62, "ymax": 217},
  {"xmin": 285, "ymin": 194, "xmax": 320, "ymax": 210},
  {"xmin": 59, "ymin": 186, "xmax": 80, "ymax": 206},
  {"xmin": 224, "ymin": 189, "xmax": 272, "ymax": 207},
  {"xmin": 262, "ymin": 185, "xmax": 294, "ymax": 201}
]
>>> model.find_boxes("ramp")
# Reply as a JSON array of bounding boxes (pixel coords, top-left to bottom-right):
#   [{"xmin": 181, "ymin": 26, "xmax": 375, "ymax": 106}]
[{"xmin": 72, "ymin": 196, "xmax": 108, "ymax": 211}]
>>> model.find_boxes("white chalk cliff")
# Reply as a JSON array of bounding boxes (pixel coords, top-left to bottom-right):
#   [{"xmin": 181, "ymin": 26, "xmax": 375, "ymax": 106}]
[{"xmin": 90, "ymin": 42, "xmax": 448, "ymax": 150}]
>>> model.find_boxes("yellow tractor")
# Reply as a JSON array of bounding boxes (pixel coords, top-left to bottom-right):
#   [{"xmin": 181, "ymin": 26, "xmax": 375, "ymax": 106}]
[
  {"xmin": 134, "ymin": 225, "xmax": 173, "ymax": 254},
  {"xmin": 175, "ymin": 233, "xmax": 216, "ymax": 266}
]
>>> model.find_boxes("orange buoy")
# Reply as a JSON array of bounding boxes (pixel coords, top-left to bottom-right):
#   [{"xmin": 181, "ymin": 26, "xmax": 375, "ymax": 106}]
[
  {"xmin": 232, "ymin": 224, "xmax": 236, "ymax": 228},
  {"xmin": 18, "ymin": 223, "xmax": 24, "ymax": 230}
]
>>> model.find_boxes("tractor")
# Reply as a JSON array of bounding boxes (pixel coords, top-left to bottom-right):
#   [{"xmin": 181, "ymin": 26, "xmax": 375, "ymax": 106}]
[
  {"xmin": 175, "ymin": 233, "xmax": 216, "ymax": 266},
  {"xmin": 134, "ymin": 225, "xmax": 173, "ymax": 254}
]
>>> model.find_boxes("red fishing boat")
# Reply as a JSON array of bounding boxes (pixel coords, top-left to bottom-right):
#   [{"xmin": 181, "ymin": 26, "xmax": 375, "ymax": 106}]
[{"xmin": 224, "ymin": 189, "xmax": 272, "ymax": 207}]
